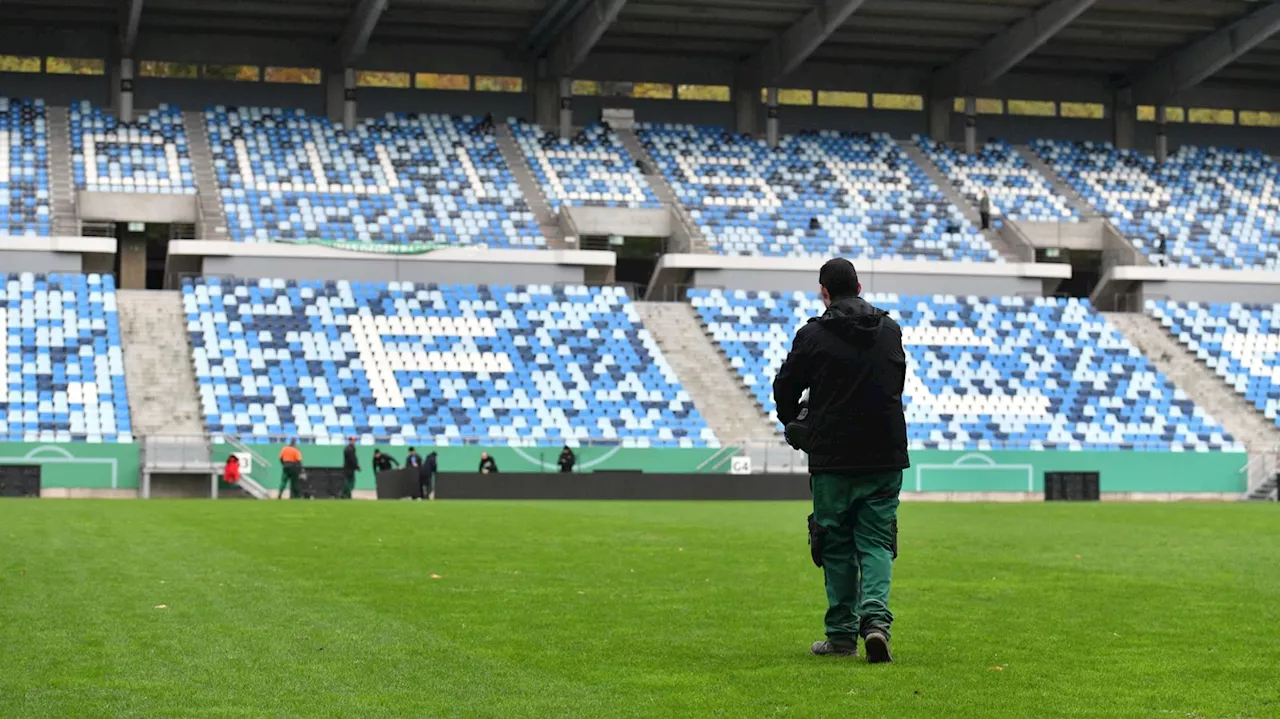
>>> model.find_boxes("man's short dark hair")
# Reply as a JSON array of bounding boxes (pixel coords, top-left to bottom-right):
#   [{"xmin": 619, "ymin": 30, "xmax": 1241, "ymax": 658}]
[{"xmin": 819, "ymin": 258, "xmax": 859, "ymax": 299}]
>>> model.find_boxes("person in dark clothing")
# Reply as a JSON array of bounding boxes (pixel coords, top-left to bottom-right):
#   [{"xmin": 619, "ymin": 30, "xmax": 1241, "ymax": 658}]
[
  {"xmin": 809, "ymin": 216, "xmax": 821, "ymax": 232},
  {"xmin": 478, "ymin": 452, "xmax": 498, "ymax": 474},
  {"xmin": 773, "ymin": 257, "xmax": 909, "ymax": 664},
  {"xmin": 1155, "ymin": 234, "xmax": 1168, "ymax": 267},
  {"xmin": 372, "ymin": 449, "xmax": 399, "ymax": 473},
  {"xmin": 342, "ymin": 437, "xmax": 360, "ymax": 499},
  {"xmin": 423, "ymin": 451, "xmax": 438, "ymax": 500},
  {"xmin": 979, "ymin": 191, "xmax": 992, "ymax": 230},
  {"xmin": 558, "ymin": 446, "xmax": 576, "ymax": 473}
]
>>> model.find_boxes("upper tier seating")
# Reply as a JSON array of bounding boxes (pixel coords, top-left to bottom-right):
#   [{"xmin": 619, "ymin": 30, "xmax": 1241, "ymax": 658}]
[
  {"xmin": 183, "ymin": 277, "xmax": 715, "ymax": 447},
  {"xmin": 915, "ymin": 136, "xmax": 1078, "ymax": 224},
  {"xmin": 0, "ymin": 273, "xmax": 131, "ymax": 442},
  {"xmin": 1033, "ymin": 140, "xmax": 1280, "ymax": 269},
  {"xmin": 638, "ymin": 124, "xmax": 998, "ymax": 261},
  {"xmin": 0, "ymin": 97, "xmax": 50, "ymax": 236},
  {"xmin": 1148, "ymin": 300, "xmax": 1280, "ymax": 428},
  {"xmin": 70, "ymin": 102, "xmax": 195, "ymax": 194},
  {"xmin": 204, "ymin": 108, "xmax": 542, "ymax": 248},
  {"xmin": 509, "ymin": 120, "xmax": 659, "ymax": 211},
  {"xmin": 690, "ymin": 288, "xmax": 1237, "ymax": 451}
]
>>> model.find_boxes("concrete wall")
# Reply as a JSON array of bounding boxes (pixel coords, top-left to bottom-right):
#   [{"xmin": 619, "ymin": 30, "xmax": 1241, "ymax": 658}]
[
  {"xmin": 0, "ymin": 249, "xmax": 84, "ymax": 274},
  {"xmin": 691, "ymin": 268, "xmax": 1047, "ymax": 297},
  {"xmin": 79, "ymin": 192, "xmax": 197, "ymax": 223},
  {"xmin": 1143, "ymin": 279, "xmax": 1280, "ymax": 304},
  {"xmin": 202, "ymin": 255, "xmax": 587, "ymax": 285},
  {"xmin": 564, "ymin": 207, "xmax": 671, "ymax": 238}
]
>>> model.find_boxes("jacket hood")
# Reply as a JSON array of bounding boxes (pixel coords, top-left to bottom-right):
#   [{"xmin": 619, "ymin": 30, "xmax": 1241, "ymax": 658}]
[{"xmin": 816, "ymin": 297, "xmax": 888, "ymax": 348}]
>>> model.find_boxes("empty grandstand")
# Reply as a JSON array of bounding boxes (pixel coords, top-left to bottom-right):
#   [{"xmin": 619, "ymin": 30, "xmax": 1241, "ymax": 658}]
[{"xmin": 0, "ymin": 0, "xmax": 1277, "ymax": 502}]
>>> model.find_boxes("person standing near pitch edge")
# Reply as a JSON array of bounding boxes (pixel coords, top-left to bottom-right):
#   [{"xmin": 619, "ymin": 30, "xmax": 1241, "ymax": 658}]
[
  {"xmin": 342, "ymin": 437, "xmax": 360, "ymax": 499},
  {"xmin": 773, "ymin": 258, "xmax": 909, "ymax": 664}
]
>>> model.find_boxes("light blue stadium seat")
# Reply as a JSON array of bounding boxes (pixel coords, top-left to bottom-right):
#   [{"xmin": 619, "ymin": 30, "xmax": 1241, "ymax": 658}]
[
  {"xmin": 689, "ymin": 288, "xmax": 1238, "ymax": 452},
  {"xmin": 1033, "ymin": 139, "xmax": 1280, "ymax": 269},
  {"xmin": 510, "ymin": 120, "xmax": 660, "ymax": 211},
  {"xmin": 203, "ymin": 108, "xmax": 543, "ymax": 249},
  {"xmin": 0, "ymin": 97, "xmax": 52, "ymax": 237},
  {"xmin": 637, "ymin": 123, "xmax": 999, "ymax": 262},
  {"xmin": 915, "ymin": 135, "xmax": 1078, "ymax": 225},
  {"xmin": 1148, "ymin": 300, "xmax": 1280, "ymax": 427},
  {"xmin": 182, "ymin": 277, "xmax": 716, "ymax": 448},
  {"xmin": 70, "ymin": 102, "xmax": 196, "ymax": 194},
  {"xmin": 0, "ymin": 272, "xmax": 131, "ymax": 442}
]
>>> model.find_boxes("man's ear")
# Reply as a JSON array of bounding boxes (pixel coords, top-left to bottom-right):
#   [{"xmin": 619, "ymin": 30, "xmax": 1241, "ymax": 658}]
[{"xmin": 858, "ymin": 282, "xmax": 862, "ymax": 296}]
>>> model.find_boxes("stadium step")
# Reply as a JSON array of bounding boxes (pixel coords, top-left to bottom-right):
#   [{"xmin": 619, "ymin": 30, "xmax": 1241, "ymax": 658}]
[
  {"xmin": 117, "ymin": 289, "xmax": 207, "ymax": 439},
  {"xmin": 182, "ymin": 111, "xmax": 230, "ymax": 241},
  {"xmin": 46, "ymin": 106, "xmax": 80, "ymax": 236},
  {"xmin": 1013, "ymin": 145, "xmax": 1100, "ymax": 220},
  {"xmin": 897, "ymin": 140, "xmax": 1023, "ymax": 262},
  {"xmin": 634, "ymin": 301, "xmax": 778, "ymax": 446},
  {"xmin": 494, "ymin": 123, "xmax": 566, "ymax": 248},
  {"xmin": 1104, "ymin": 311, "xmax": 1280, "ymax": 495},
  {"xmin": 614, "ymin": 129, "xmax": 710, "ymax": 253},
  {"xmin": 1246, "ymin": 473, "xmax": 1278, "ymax": 501}
]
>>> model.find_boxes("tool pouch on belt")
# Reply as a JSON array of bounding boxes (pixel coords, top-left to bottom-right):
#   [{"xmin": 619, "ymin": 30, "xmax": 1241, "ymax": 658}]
[{"xmin": 807, "ymin": 513, "xmax": 826, "ymax": 567}]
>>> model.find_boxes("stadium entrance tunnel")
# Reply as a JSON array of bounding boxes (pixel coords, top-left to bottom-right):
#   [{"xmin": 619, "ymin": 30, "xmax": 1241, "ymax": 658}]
[
  {"xmin": 104, "ymin": 221, "xmax": 176, "ymax": 290},
  {"xmin": 584, "ymin": 235, "xmax": 664, "ymax": 299},
  {"xmin": 1037, "ymin": 247, "xmax": 1102, "ymax": 300}
]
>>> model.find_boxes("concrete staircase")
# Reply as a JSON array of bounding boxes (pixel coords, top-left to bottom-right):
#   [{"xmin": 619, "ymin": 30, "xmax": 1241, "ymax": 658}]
[
  {"xmin": 494, "ymin": 123, "xmax": 565, "ymax": 248},
  {"xmin": 182, "ymin": 111, "xmax": 229, "ymax": 241},
  {"xmin": 117, "ymin": 290, "xmax": 205, "ymax": 437},
  {"xmin": 1014, "ymin": 145, "xmax": 1100, "ymax": 220},
  {"xmin": 634, "ymin": 301, "xmax": 778, "ymax": 445},
  {"xmin": 897, "ymin": 139, "xmax": 1023, "ymax": 262},
  {"xmin": 46, "ymin": 106, "xmax": 80, "ymax": 236},
  {"xmin": 615, "ymin": 128, "xmax": 709, "ymax": 253},
  {"xmin": 1105, "ymin": 311, "xmax": 1280, "ymax": 496}
]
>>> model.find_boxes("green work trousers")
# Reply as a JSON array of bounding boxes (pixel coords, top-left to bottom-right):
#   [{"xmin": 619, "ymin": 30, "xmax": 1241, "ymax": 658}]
[
  {"xmin": 279, "ymin": 463, "xmax": 302, "ymax": 500},
  {"xmin": 811, "ymin": 470, "xmax": 902, "ymax": 644},
  {"xmin": 342, "ymin": 469, "xmax": 356, "ymax": 499}
]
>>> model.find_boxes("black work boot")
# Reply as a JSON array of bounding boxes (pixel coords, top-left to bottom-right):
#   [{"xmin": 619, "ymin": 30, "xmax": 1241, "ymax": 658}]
[
  {"xmin": 862, "ymin": 627, "xmax": 892, "ymax": 664},
  {"xmin": 810, "ymin": 639, "xmax": 858, "ymax": 657}
]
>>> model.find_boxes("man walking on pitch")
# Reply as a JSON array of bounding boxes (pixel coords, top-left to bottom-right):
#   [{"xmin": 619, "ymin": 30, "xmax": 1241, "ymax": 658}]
[
  {"xmin": 342, "ymin": 437, "xmax": 360, "ymax": 499},
  {"xmin": 773, "ymin": 258, "xmax": 909, "ymax": 663},
  {"xmin": 278, "ymin": 440, "xmax": 303, "ymax": 500}
]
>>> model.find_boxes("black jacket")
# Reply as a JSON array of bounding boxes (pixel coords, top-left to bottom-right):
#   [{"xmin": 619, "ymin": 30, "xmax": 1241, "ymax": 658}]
[
  {"xmin": 426, "ymin": 452, "xmax": 438, "ymax": 473},
  {"xmin": 372, "ymin": 453, "xmax": 399, "ymax": 472},
  {"xmin": 343, "ymin": 445, "xmax": 360, "ymax": 472},
  {"xmin": 773, "ymin": 297, "xmax": 910, "ymax": 475},
  {"xmin": 558, "ymin": 449, "xmax": 576, "ymax": 473},
  {"xmin": 478, "ymin": 456, "xmax": 498, "ymax": 473}
]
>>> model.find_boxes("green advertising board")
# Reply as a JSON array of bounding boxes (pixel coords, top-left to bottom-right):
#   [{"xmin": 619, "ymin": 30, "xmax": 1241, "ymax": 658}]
[
  {"xmin": 903, "ymin": 450, "xmax": 1247, "ymax": 494},
  {"xmin": 0, "ymin": 442, "xmax": 1250, "ymax": 495},
  {"xmin": 0, "ymin": 442, "xmax": 140, "ymax": 489},
  {"xmin": 213, "ymin": 443, "xmax": 733, "ymax": 491}
]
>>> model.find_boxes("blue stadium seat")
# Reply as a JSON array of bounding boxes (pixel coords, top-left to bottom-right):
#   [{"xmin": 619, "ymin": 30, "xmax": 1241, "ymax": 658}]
[
  {"xmin": 203, "ymin": 108, "xmax": 543, "ymax": 248},
  {"xmin": 1149, "ymin": 300, "xmax": 1280, "ymax": 427},
  {"xmin": 0, "ymin": 273, "xmax": 131, "ymax": 442},
  {"xmin": 689, "ymin": 288, "xmax": 1237, "ymax": 452},
  {"xmin": 70, "ymin": 102, "xmax": 196, "ymax": 194},
  {"xmin": 0, "ymin": 97, "xmax": 51, "ymax": 237},
  {"xmin": 510, "ymin": 120, "xmax": 660, "ymax": 211},
  {"xmin": 638, "ymin": 124, "xmax": 998, "ymax": 261},
  {"xmin": 182, "ymin": 277, "xmax": 715, "ymax": 447},
  {"xmin": 915, "ymin": 136, "xmax": 1078, "ymax": 225},
  {"xmin": 1033, "ymin": 139, "xmax": 1280, "ymax": 269}
]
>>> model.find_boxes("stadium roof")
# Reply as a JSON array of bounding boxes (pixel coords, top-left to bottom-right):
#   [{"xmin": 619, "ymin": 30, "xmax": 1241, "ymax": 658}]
[{"xmin": 4, "ymin": 0, "xmax": 1280, "ymax": 101}]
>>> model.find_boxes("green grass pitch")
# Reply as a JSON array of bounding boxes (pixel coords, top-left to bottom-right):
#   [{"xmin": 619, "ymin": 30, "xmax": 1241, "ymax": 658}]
[{"xmin": 1, "ymin": 500, "xmax": 1277, "ymax": 718}]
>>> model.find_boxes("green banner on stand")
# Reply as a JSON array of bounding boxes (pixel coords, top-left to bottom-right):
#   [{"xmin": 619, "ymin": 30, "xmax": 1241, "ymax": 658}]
[{"xmin": 276, "ymin": 238, "xmax": 448, "ymax": 255}]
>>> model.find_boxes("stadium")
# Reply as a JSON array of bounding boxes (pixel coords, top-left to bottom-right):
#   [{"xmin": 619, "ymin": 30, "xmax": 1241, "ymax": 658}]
[{"xmin": 1, "ymin": 0, "xmax": 1280, "ymax": 715}]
